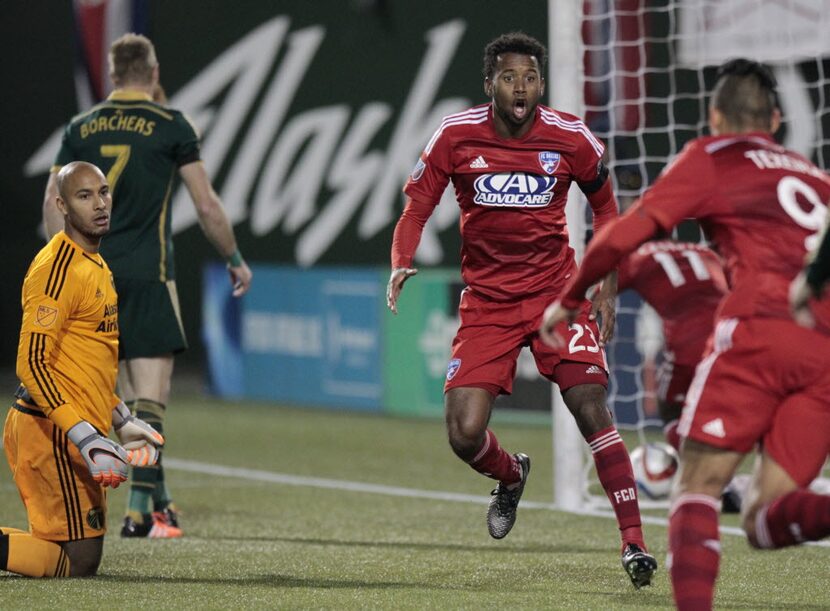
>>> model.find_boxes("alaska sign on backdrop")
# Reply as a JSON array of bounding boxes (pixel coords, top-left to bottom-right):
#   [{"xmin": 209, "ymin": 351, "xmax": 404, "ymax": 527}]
[{"xmin": 3, "ymin": 2, "xmax": 547, "ymax": 368}]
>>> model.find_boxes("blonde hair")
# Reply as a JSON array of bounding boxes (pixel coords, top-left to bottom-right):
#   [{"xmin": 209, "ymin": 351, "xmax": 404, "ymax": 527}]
[{"xmin": 109, "ymin": 33, "xmax": 157, "ymax": 87}]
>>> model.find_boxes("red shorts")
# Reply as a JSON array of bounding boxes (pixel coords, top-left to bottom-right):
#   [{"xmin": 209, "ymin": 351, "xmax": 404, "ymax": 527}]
[
  {"xmin": 444, "ymin": 288, "xmax": 608, "ymax": 395},
  {"xmin": 679, "ymin": 318, "xmax": 830, "ymax": 487}
]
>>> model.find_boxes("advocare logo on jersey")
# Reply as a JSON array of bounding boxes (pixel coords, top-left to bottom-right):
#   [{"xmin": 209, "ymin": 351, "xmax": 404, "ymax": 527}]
[{"xmin": 473, "ymin": 172, "xmax": 556, "ymax": 207}]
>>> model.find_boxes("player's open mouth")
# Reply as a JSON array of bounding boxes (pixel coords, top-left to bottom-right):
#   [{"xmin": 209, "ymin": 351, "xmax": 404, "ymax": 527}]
[
  {"xmin": 513, "ymin": 99, "xmax": 527, "ymax": 119},
  {"xmin": 94, "ymin": 215, "xmax": 109, "ymax": 226}
]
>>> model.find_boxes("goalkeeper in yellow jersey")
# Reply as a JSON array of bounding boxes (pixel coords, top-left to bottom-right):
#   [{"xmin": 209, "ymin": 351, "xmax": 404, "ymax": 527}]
[{"xmin": 2, "ymin": 162, "xmax": 163, "ymax": 577}]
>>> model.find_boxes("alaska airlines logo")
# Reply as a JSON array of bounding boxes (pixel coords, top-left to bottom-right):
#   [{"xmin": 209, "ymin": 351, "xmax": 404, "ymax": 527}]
[
  {"xmin": 25, "ymin": 18, "xmax": 472, "ymax": 265},
  {"xmin": 473, "ymin": 172, "xmax": 556, "ymax": 207}
]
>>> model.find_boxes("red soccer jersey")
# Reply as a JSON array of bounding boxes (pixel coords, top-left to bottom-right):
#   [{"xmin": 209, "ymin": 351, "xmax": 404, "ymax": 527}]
[
  {"xmin": 637, "ymin": 133, "xmax": 830, "ymax": 332},
  {"xmin": 404, "ymin": 103, "xmax": 612, "ymax": 301},
  {"xmin": 618, "ymin": 241, "xmax": 728, "ymax": 364}
]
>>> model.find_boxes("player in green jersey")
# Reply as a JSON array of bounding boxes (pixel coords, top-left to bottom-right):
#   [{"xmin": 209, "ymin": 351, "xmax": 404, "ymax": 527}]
[{"xmin": 43, "ymin": 33, "xmax": 253, "ymax": 539}]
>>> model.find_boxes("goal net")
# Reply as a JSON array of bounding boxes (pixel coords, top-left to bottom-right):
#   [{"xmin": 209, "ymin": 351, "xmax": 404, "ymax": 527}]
[{"xmin": 552, "ymin": 0, "xmax": 830, "ymax": 509}]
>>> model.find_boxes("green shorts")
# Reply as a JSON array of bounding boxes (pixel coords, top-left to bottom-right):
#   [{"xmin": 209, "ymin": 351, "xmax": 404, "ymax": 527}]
[{"xmin": 115, "ymin": 277, "xmax": 187, "ymax": 359}]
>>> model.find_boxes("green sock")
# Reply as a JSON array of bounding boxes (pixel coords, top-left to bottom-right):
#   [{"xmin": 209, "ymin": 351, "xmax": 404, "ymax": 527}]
[
  {"xmin": 125, "ymin": 399, "xmax": 166, "ymax": 516},
  {"xmin": 152, "ymin": 452, "xmax": 173, "ymax": 511}
]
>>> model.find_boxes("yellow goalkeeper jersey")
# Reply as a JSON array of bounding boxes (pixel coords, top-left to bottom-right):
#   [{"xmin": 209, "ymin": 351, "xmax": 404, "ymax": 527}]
[{"xmin": 16, "ymin": 231, "xmax": 120, "ymax": 434}]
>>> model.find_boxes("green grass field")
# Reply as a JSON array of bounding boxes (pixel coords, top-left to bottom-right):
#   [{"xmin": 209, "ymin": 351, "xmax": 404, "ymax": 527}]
[{"xmin": 1, "ymin": 394, "xmax": 828, "ymax": 609}]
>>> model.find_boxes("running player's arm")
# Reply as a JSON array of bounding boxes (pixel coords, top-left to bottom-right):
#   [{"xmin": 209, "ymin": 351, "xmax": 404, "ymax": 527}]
[
  {"xmin": 16, "ymin": 262, "xmax": 84, "ymax": 433},
  {"xmin": 388, "ymin": 123, "xmax": 451, "ymax": 314},
  {"xmin": 387, "ymin": 196, "xmax": 436, "ymax": 313},
  {"xmin": 577, "ymin": 142, "xmax": 620, "ymax": 344},
  {"xmin": 562, "ymin": 143, "xmax": 716, "ymax": 310},
  {"xmin": 541, "ymin": 143, "xmax": 716, "ymax": 344},
  {"xmin": 179, "ymin": 161, "xmax": 252, "ymax": 297}
]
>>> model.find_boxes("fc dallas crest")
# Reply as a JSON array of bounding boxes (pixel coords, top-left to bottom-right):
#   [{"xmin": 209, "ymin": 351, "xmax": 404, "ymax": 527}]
[{"xmin": 539, "ymin": 151, "xmax": 560, "ymax": 175}]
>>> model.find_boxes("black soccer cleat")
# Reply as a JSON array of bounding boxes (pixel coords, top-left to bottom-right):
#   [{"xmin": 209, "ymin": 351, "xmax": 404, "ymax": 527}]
[
  {"xmin": 121, "ymin": 515, "xmax": 152, "ymax": 538},
  {"xmin": 121, "ymin": 512, "xmax": 182, "ymax": 539},
  {"xmin": 621, "ymin": 543, "xmax": 657, "ymax": 589},
  {"xmin": 487, "ymin": 453, "xmax": 531, "ymax": 539}
]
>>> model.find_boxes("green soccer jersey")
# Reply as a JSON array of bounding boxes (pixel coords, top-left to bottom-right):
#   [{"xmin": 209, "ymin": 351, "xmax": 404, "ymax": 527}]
[{"xmin": 54, "ymin": 90, "xmax": 200, "ymax": 281}]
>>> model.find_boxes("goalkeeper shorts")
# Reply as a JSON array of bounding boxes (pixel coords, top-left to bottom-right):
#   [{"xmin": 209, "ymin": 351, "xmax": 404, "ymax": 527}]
[
  {"xmin": 4, "ymin": 404, "xmax": 107, "ymax": 541},
  {"xmin": 445, "ymin": 288, "xmax": 608, "ymax": 395}
]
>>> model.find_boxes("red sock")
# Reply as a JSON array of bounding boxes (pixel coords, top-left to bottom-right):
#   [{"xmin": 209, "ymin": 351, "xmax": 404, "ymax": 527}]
[
  {"xmin": 663, "ymin": 419, "xmax": 681, "ymax": 453},
  {"xmin": 587, "ymin": 426, "xmax": 644, "ymax": 550},
  {"xmin": 755, "ymin": 490, "xmax": 830, "ymax": 548},
  {"xmin": 468, "ymin": 429, "xmax": 521, "ymax": 484},
  {"xmin": 669, "ymin": 494, "xmax": 721, "ymax": 611}
]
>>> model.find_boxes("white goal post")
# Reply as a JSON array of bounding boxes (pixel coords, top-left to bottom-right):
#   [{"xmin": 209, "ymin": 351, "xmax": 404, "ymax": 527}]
[
  {"xmin": 549, "ymin": 0, "xmax": 830, "ymax": 510},
  {"xmin": 549, "ymin": 0, "xmax": 589, "ymax": 511}
]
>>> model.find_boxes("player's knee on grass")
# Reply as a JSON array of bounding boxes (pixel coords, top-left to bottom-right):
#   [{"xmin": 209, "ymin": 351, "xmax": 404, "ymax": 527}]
[
  {"xmin": 561, "ymin": 384, "xmax": 613, "ymax": 437},
  {"xmin": 741, "ymin": 506, "xmax": 765, "ymax": 548},
  {"xmin": 63, "ymin": 537, "xmax": 103, "ymax": 577}
]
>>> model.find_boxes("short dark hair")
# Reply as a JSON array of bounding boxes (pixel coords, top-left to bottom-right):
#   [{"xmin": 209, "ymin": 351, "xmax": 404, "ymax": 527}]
[
  {"xmin": 483, "ymin": 32, "xmax": 547, "ymax": 79},
  {"xmin": 711, "ymin": 58, "xmax": 778, "ymax": 130}
]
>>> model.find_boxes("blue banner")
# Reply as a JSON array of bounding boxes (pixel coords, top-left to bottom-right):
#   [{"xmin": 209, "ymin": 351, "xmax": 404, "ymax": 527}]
[
  {"xmin": 203, "ymin": 265, "xmax": 244, "ymax": 397},
  {"xmin": 205, "ymin": 264, "xmax": 383, "ymax": 410}
]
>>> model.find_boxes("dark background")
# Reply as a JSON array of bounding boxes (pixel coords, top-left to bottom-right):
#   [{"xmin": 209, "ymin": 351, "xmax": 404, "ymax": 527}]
[{"xmin": 0, "ymin": 1, "xmax": 548, "ymax": 373}]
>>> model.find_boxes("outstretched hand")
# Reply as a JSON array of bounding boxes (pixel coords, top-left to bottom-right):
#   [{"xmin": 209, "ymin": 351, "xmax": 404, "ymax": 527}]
[
  {"xmin": 589, "ymin": 274, "xmax": 617, "ymax": 346},
  {"xmin": 386, "ymin": 267, "xmax": 418, "ymax": 314},
  {"xmin": 539, "ymin": 300, "xmax": 578, "ymax": 348}
]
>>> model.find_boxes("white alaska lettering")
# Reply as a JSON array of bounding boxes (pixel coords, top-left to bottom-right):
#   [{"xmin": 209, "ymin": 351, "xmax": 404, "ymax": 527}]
[{"xmin": 24, "ymin": 17, "xmax": 471, "ymax": 265}]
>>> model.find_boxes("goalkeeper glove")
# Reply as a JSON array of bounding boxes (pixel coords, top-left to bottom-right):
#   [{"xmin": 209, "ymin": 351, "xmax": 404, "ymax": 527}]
[
  {"xmin": 67, "ymin": 421, "xmax": 130, "ymax": 488},
  {"xmin": 111, "ymin": 401, "xmax": 165, "ymax": 467}
]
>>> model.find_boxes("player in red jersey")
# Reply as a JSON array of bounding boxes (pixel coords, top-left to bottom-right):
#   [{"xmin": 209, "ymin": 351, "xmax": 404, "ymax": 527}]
[
  {"xmin": 387, "ymin": 32, "xmax": 656, "ymax": 588},
  {"xmin": 541, "ymin": 59, "xmax": 830, "ymax": 610},
  {"xmin": 618, "ymin": 240, "xmax": 727, "ymax": 451}
]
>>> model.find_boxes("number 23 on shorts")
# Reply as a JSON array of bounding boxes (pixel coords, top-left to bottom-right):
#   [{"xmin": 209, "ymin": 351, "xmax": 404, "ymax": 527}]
[{"xmin": 565, "ymin": 322, "xmax": 601, "ymax": 354}]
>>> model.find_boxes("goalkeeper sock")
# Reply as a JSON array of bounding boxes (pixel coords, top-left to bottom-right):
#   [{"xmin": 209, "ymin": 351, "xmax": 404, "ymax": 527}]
[
  {"xmin": 587, "ymin": 426, "xmax": 645, "ymax": 549},
  {"xmin": 468, "ymin": 429, "xmax": 522, "ymax": 485},
  {"xmin": 126, "ymin": 399, "xmax": 166, "ymax": 516},
  {"xmin": 668, "ymin": 494, "xmax": 720, "ymax": 610},
  {"xmin": 755, "ymin": 490, "xmax": 830, "ymax": 548},
  {"xmin": 0, "ymin": 533, "xmax": 70, "ymax": 577}
]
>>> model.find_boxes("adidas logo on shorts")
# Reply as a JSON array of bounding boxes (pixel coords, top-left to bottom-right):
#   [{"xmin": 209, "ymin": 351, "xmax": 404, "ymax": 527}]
[
  {"xmin": 469, "ymin": 155, "xmax": 489, "ymax": 169},
  {"xmin": 701, "ymin": 418, "xmax": 726, "ymax": 438},
  {"xmin": 585, "ymin": 365, "xmax": 604, "ymax": 374}
]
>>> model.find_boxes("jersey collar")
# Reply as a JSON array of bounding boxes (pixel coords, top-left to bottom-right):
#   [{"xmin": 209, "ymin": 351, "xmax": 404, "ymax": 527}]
[{"xmin": 107, "ymin": 89, "xmax": 153, "ymax": 102}]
